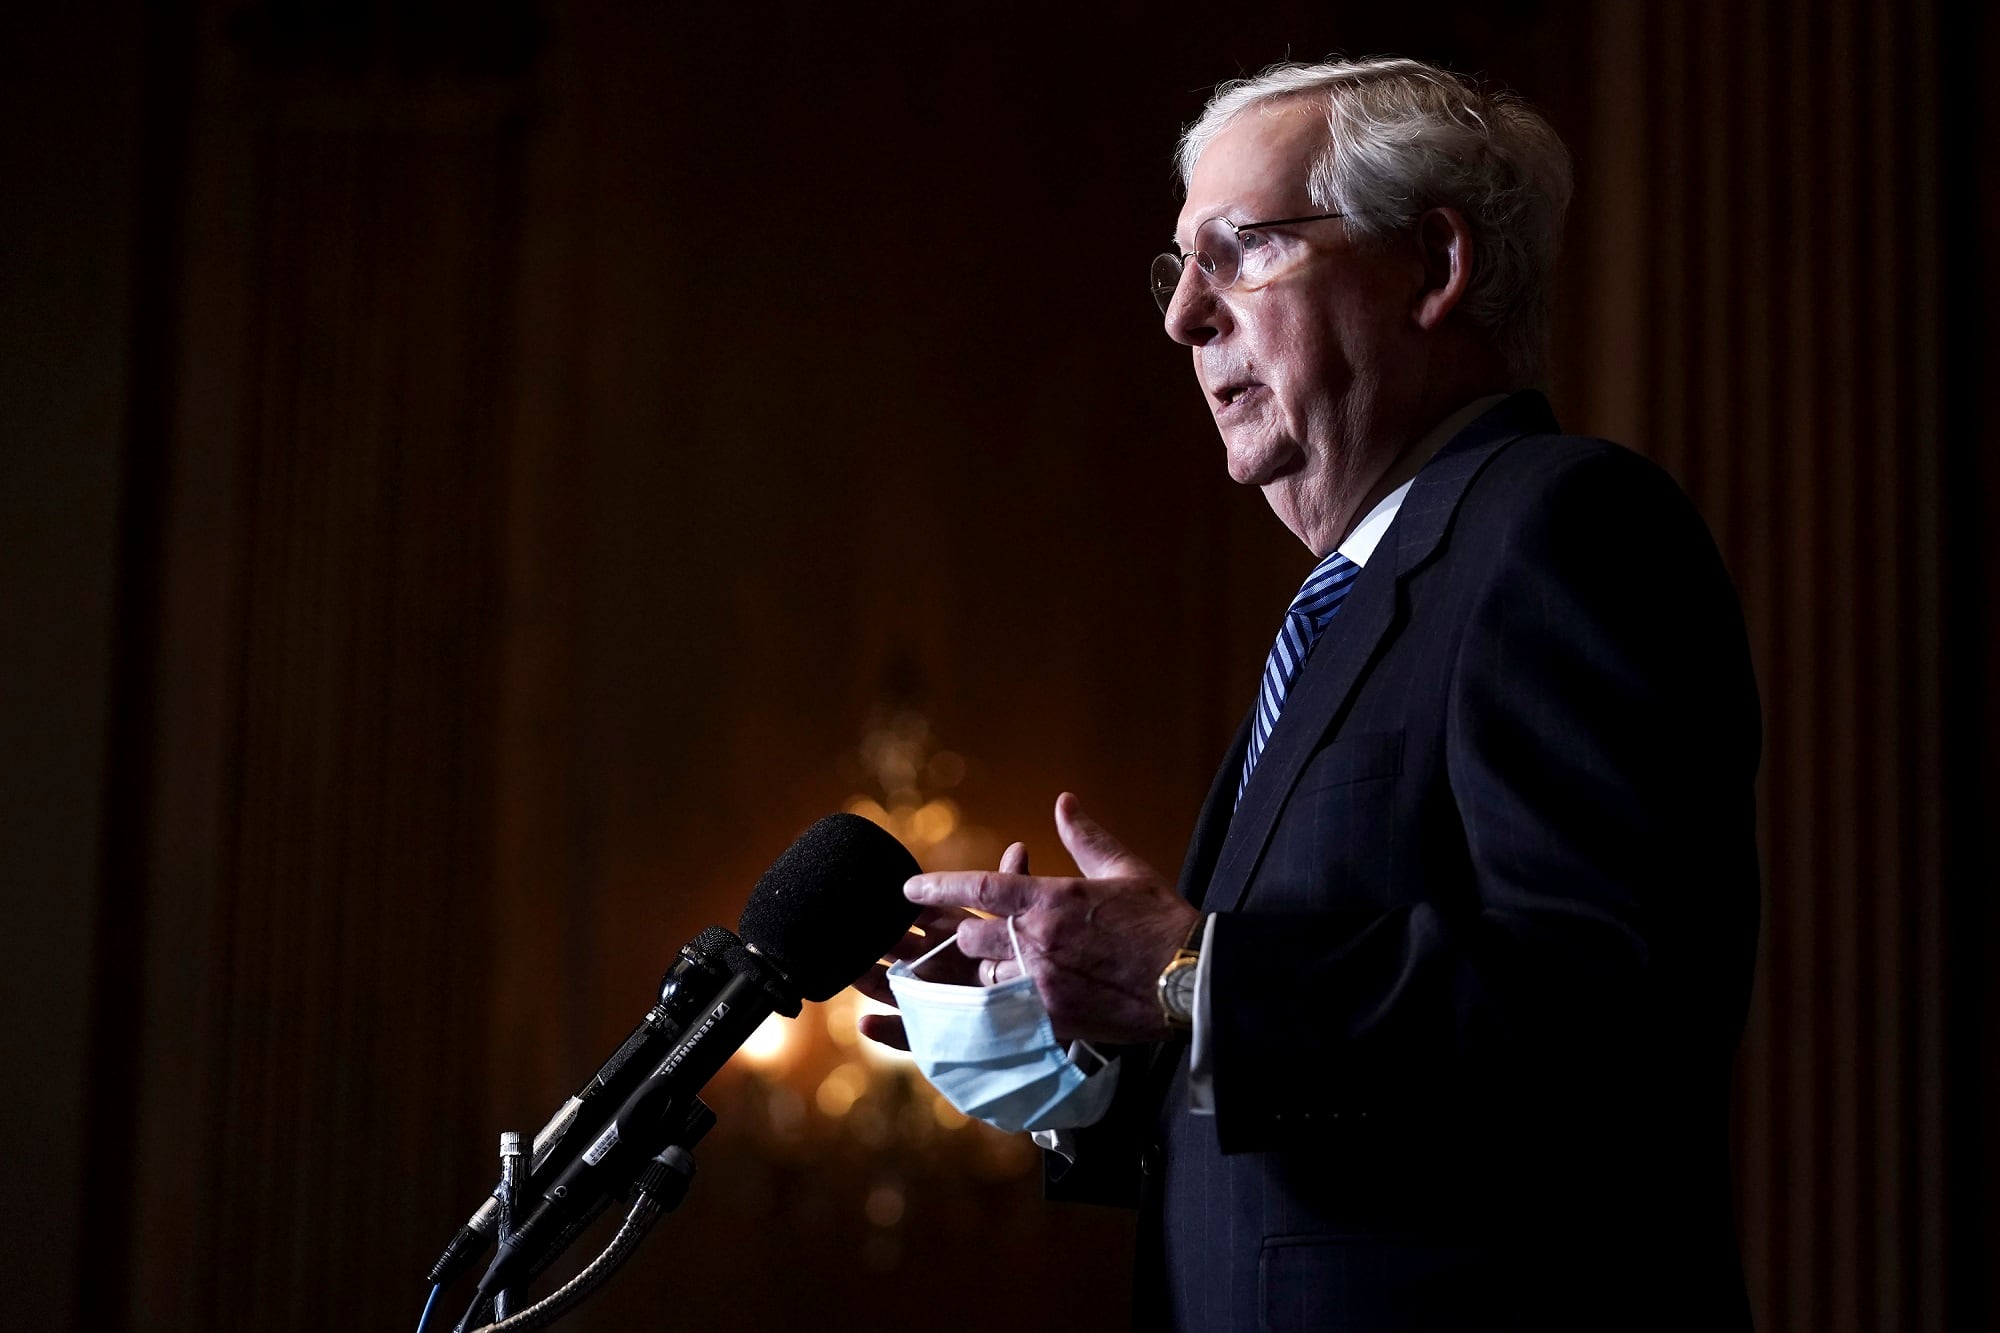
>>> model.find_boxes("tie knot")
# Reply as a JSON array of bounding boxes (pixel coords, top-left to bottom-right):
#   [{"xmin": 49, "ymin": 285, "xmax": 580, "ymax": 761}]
[{"xmin": 1287, "ymin": 551, "xmax": 1359, "ymax": 626}]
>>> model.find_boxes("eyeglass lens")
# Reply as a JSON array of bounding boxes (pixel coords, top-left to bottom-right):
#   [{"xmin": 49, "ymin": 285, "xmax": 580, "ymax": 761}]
[{"xmin": 1151, "ymin": 218, "xmax": 1240, "ymax": 313}]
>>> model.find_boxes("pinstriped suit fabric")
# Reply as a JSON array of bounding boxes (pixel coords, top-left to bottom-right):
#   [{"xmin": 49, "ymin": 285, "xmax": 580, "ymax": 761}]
[
  {"xmin": 1239, "ymin": 552, "xmax": 1360, "ymax": 804},
  {"xmin": 1070, "ymin": 395, "xmax": 1760, "ymax": 1332}
]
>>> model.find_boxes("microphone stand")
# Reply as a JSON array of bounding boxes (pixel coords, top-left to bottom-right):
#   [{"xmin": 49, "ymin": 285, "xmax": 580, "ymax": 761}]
[
  {"xmin": 450, "ymin": 1099, "xmax": 715, "ymax": 1333},
  {"xmin": 493, "ymin": 1132, "xmax": 525, "ymax": 1319}
]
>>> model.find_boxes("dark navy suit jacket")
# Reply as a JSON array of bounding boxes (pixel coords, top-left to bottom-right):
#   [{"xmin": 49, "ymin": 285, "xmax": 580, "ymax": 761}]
[{"xmin": 1050, "ymin": 394, "xmax": 1761, "ymax": 1332}]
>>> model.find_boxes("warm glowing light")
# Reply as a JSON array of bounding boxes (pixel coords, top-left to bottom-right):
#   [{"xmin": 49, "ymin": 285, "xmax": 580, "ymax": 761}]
[
  {"xmin": 930, "ymin": 1096, "xmax": 969, "ymax": 1130},
  {"xmin": 846, "ymin": 796, "xmax": 891, "ymax": 829},
  {"xmin": 910, "ymin": 798, "xmax": 959, "ymax": 846},
  {"xmin": 851, "ymin": 995, "xmax": 914, "ymax": 1068},
  {"xmin": 815, "ymin": 1062, "xmax": 870, "ymax": 1118},
  {"xmin": 766, "ymin": 1084, "xmax": 805, "ymax": 1139},
  {"xmin": 734, "ymin": 1013, "xmax": 793, "ymax": 1069},
  {"xmin": 824, "ymin": 991, "xmax": 859, "ymax": 1048}
]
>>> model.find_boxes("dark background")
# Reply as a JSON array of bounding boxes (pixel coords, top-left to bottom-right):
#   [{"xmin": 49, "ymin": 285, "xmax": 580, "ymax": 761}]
[{"xmin": 5, "ymin": 1, "xmax": 1994, "ymax": 1330}]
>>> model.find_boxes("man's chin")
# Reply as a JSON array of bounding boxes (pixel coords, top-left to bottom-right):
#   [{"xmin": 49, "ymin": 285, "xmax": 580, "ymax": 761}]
[{"xmin": 1223, "ymin": 443, "xmax": 1301, "ymax": 489}]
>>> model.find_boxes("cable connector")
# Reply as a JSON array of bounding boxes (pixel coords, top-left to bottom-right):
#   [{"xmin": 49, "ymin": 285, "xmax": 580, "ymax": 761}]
[
  {"xmin": 631, "ymin": 1145, "xmax": 696, "ymax": 1210},
  {"xmin": 426, "ymin": 1224, "xmax": 484, "ymax": 1286}
]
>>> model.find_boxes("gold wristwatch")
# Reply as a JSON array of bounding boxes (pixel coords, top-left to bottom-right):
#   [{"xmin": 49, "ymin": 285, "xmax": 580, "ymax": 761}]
[{"xmin": 1156, "ymin": 914, "xmax": 1208, "ymax": 1033}]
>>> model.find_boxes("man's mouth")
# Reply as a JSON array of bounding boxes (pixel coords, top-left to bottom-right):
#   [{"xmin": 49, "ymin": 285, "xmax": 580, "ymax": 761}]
[{"xmin": 1212, "ymin": 381, "xmax": 1260, "ymax": 411}]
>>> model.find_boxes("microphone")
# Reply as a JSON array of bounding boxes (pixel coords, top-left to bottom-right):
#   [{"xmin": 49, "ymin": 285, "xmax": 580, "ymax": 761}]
[
  {"xmin": 426, "ymin": 925, "xmax": 745, "ymax": 1288},
  {"xmin": 736, "ymin": 809, "xmax": 931, "ymax": 1002},
  {"xmin": 452, "ymin": 813, "xmax": 922, "ymax": 1304}
]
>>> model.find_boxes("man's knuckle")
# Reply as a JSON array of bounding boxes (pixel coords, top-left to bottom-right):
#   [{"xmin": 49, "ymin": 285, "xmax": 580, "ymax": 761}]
[
  {"xmin": 1043, "ymin": 880, "xmax": 1087, "ymax": 921},
  {"xmin": 985, "ymin": 872, "xmax": 1025, "ymax": 913}
]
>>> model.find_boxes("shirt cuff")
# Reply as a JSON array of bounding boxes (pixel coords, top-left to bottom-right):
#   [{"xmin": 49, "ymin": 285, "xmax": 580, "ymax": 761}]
[
  {"xmin": 1030, "ymin": 1128, "xmax": 1078, "ymax": 1160},
  {"xmin": 1187, "ymin": 912, "xmax": 1217, "ymax": 1115}
]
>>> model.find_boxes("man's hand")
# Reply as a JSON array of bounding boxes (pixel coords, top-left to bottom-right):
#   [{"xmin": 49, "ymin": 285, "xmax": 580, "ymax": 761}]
[
  {"xmin": 905, "ymin": 792, "xmax": 1198, "ymax": 1045},
  {"xmin": 852, "ymin": 842, "xmax": 1027, "ymax": 1051}
]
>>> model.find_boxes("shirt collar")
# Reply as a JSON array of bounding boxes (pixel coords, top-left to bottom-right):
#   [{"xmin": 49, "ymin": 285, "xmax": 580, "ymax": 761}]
[{"xmin": 1337, "ymin": 393, "xmax": 1509, "ymax": 568}]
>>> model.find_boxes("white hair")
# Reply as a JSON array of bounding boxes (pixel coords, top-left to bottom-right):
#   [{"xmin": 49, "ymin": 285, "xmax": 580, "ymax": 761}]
[{"xmin": 1176, "ymin": 57, "xmax": 1574, "ymax": 385}]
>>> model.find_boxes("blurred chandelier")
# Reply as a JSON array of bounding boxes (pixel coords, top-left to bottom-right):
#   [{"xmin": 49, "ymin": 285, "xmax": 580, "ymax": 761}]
[{"xmin": 722, "ymin": 708, "xmax": 1035, "ymax": 1270}]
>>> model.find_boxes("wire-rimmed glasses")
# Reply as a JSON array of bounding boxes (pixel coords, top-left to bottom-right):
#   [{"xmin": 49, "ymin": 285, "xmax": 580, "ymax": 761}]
[{"xmin": 1150, "ymin": 212, "xmax": 1348, "ymax": 312}]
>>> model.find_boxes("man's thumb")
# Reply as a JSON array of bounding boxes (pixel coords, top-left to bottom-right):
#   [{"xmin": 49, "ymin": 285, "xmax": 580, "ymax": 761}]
[{"xmin": 1054, "ymin": 792, "xmax": 1137, "ymax": 879}]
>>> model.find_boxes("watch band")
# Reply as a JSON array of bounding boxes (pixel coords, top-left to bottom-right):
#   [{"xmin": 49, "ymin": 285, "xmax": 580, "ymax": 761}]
[
  {"xmin": 1177, "ymin": 912, "xmax": 1209, "ymax": 955},
  {"xmin": 1157, "ymin": 913, "xmax": 1208, "ymax": 1032}
]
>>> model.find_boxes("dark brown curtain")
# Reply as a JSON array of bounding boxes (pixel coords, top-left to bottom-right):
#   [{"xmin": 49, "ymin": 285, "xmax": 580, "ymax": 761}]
[{"xmin": 1574, "ymin": 3, "xmax": 1969, "ymax": 1330}]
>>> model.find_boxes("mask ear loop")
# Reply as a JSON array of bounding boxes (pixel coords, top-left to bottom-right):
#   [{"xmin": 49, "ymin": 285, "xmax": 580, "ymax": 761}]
[
  {"xmin": 906, "ymin": 926, "xmax": 966, "ymax": 975},
  {"xmin": 907, "ymin": 915, "xmax": 1034, "ymax": 978},
  {"xmin": 1005, "ymin": 916, "xmax": 1108, "ymax": 1069}
]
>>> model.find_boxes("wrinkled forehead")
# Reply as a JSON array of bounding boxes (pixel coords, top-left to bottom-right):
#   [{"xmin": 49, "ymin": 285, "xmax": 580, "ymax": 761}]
[{"xmin": 1175, "ymin": 100, "xmax": 1327, "ymax": 247}]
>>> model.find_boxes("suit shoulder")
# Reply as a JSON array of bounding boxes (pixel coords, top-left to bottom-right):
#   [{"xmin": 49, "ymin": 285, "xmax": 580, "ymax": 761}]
[
  {"xmin": 1476, "ymin": 432, "xmax": 1681, "ymax": 500},
  {"xmin": 1455, "ymin": 433, "xmax": 1708, "ymax": 544}
]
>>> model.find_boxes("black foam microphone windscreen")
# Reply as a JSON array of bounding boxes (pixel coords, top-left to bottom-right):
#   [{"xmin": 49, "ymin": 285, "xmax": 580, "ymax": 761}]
[{"xmin": 737, "ymin": 813, "xmax": 922, "ymax": 1002}]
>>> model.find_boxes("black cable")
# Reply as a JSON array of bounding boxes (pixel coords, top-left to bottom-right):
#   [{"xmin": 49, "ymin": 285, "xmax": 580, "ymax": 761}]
[{"xmin": 463, "ymin": 1146, "xmax": 695, "ymax": 1333}]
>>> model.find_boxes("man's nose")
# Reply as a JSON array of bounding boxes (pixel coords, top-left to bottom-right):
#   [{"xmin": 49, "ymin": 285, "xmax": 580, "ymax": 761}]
[{"xmin": 1163, "ymin": 263, "xmax": 1226, "ymax": 347}]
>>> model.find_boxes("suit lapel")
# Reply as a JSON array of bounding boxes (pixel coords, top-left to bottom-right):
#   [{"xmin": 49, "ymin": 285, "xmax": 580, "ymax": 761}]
[
  {"xmin": 1200, "ymin": 391, "xmax": 1558, "ymax": 915},
  {"xmin": 1205, "ymin": 529, "xmax": 1403, "ymax": 913}
]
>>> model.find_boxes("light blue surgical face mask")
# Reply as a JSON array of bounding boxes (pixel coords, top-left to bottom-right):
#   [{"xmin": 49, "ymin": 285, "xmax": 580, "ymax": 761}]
[{"xmin": 885, "ymin": 918, "xmax": 1120, "ymax": 1135}]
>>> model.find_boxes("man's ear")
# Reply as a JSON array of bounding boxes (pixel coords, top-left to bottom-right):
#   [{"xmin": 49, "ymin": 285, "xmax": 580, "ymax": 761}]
[{"xmin": 1413, "ymin": 207, "xmax": 1475, "ymax": 331}]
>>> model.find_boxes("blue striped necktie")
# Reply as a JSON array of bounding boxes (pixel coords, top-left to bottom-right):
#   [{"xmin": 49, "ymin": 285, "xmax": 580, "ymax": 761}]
[{"xmin": 1238, "ymin": 550, "xmax": 1361, "ymax": 804}]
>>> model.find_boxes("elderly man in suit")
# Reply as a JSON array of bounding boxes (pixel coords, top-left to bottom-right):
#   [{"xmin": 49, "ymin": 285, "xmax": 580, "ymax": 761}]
[{"xmin": 865, "ymin": 57, "xmax": 1759, "ymax": 1332}]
